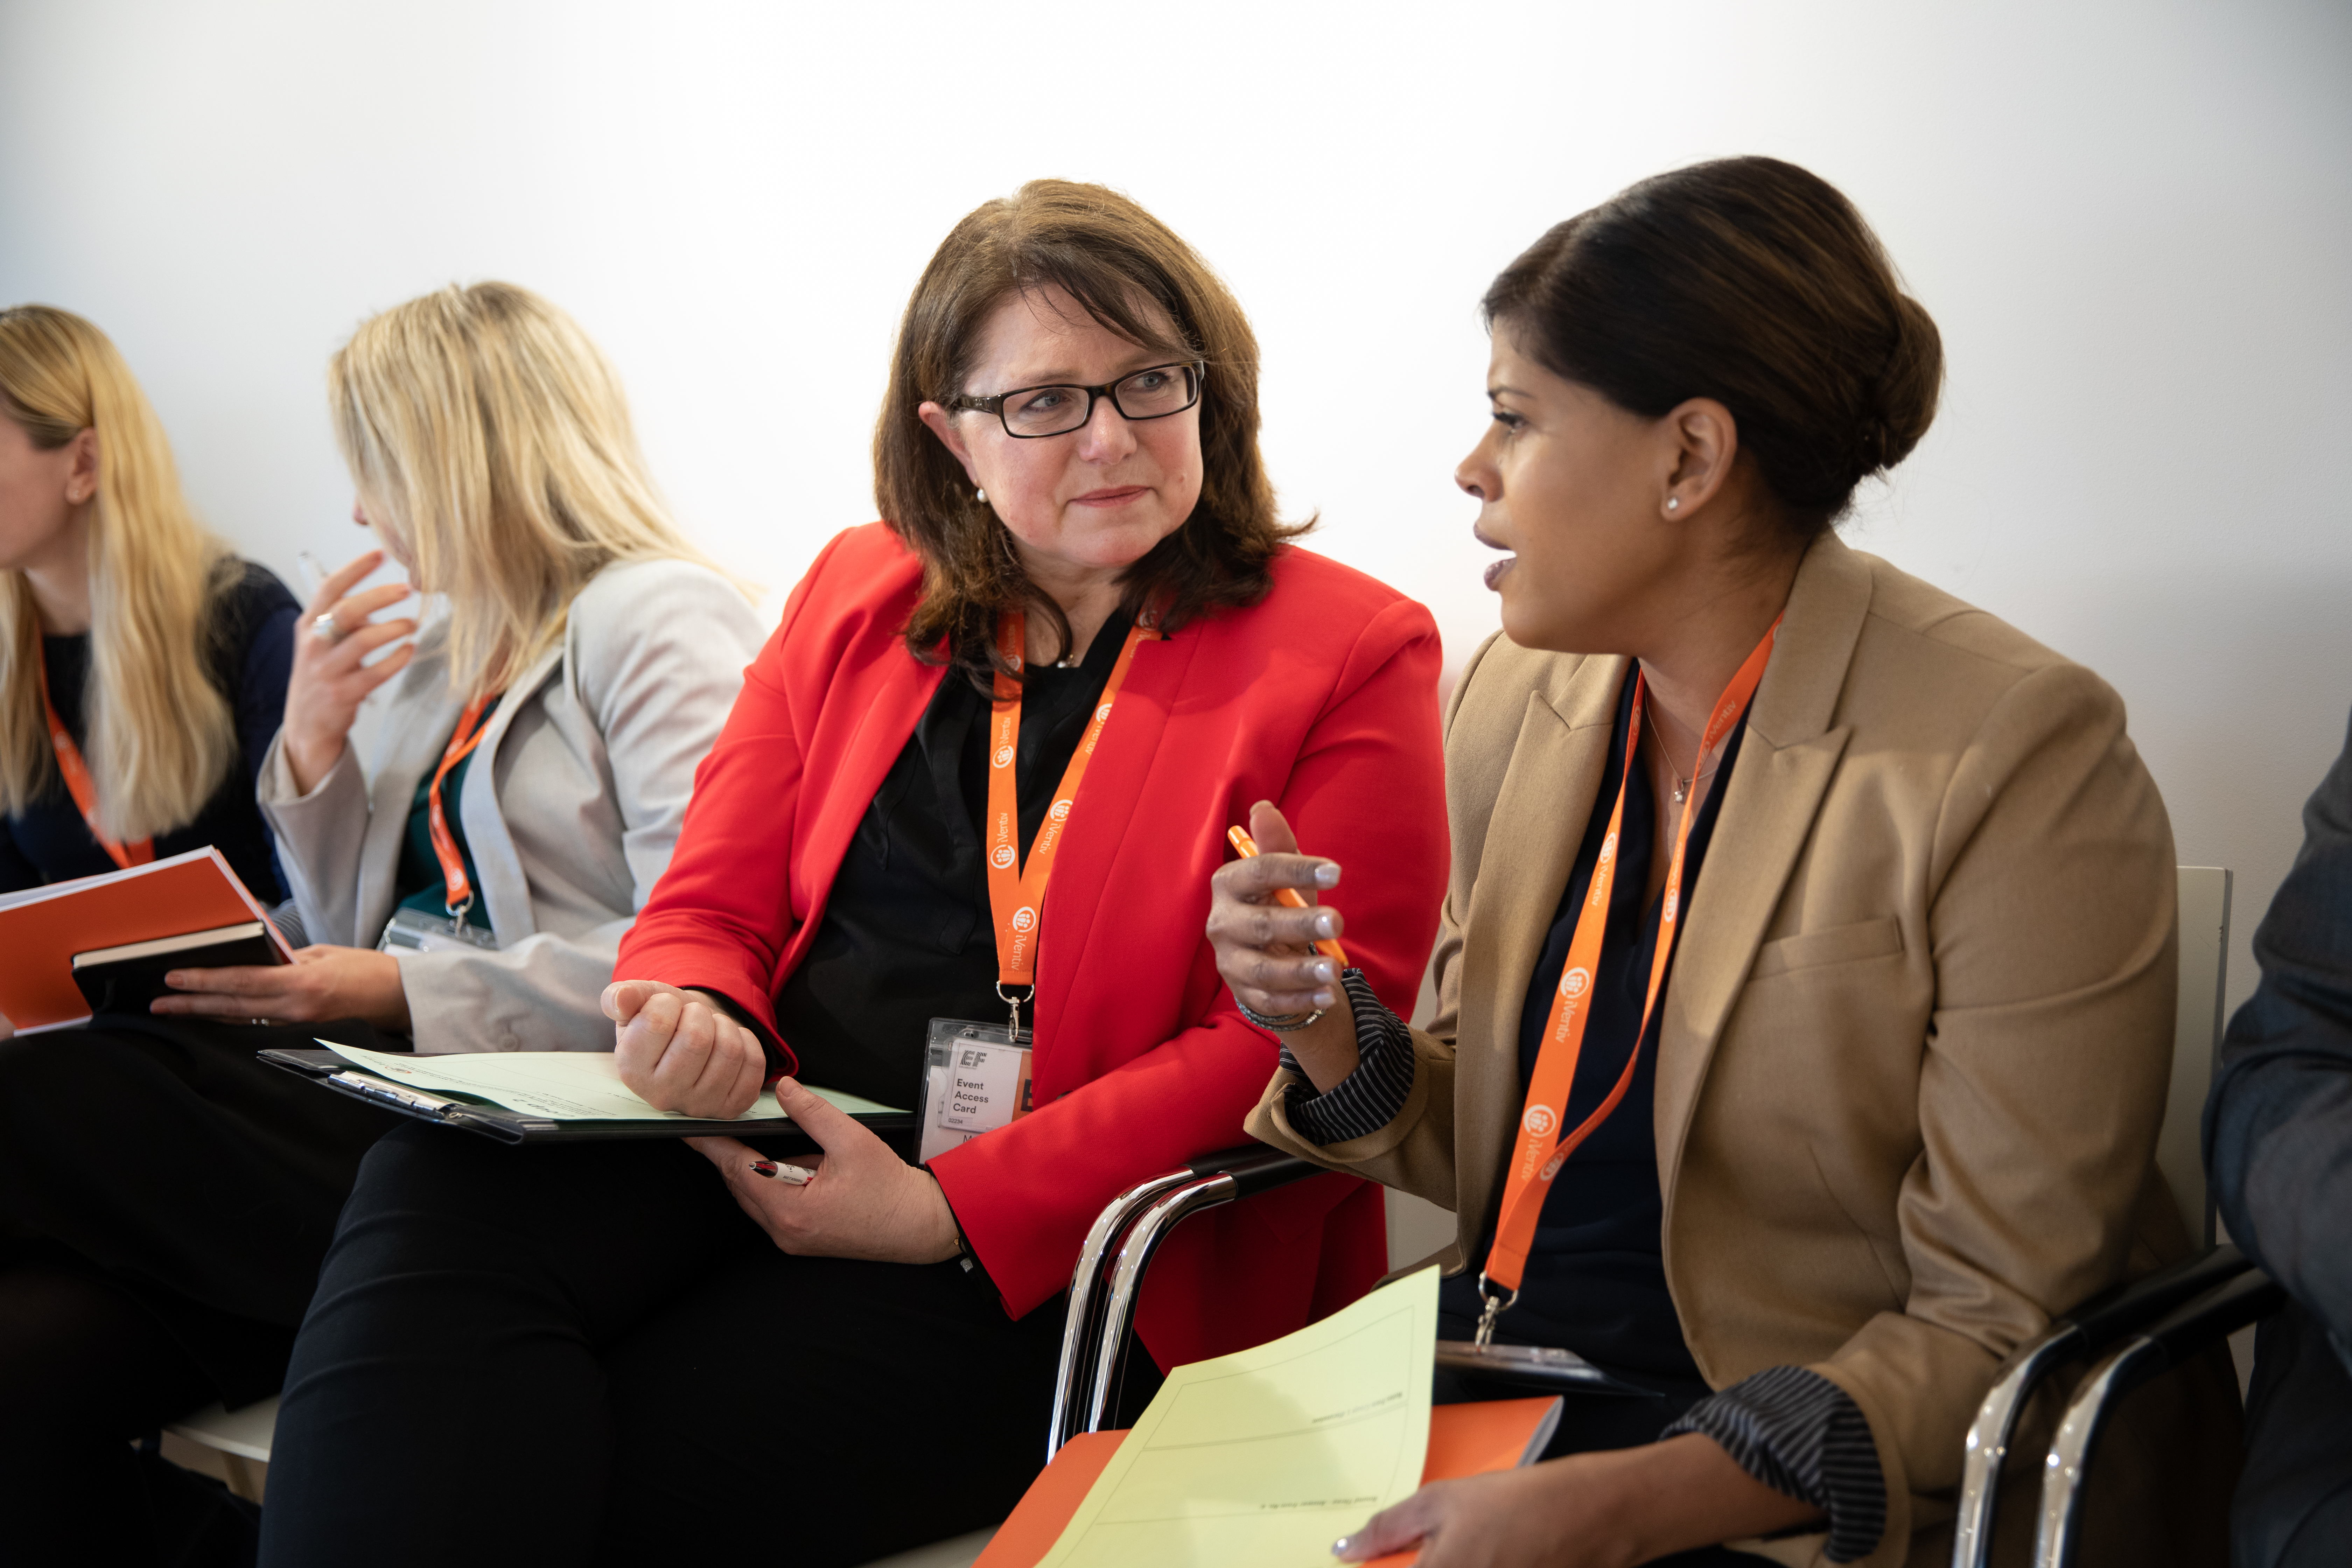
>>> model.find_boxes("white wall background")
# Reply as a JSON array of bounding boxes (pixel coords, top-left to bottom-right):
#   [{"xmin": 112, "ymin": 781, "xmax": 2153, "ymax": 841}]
[{"xmin": 2, "ymin": 0, "xmax": 2347, "ymax": 1023}]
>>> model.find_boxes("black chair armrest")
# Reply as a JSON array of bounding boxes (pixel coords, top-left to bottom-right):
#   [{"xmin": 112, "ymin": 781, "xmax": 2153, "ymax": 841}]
[
  {"xmin": 2063, "ymin": 1242, "xmax": 2256, "ymax": 1348},
  {"xmin": 1184, "ymin": 1143, "xmax": 1322, "ymax": 1196},
  {"xmin": 2134, "ymin": 1265, "xmax": 2285, "ymax": 1367}
]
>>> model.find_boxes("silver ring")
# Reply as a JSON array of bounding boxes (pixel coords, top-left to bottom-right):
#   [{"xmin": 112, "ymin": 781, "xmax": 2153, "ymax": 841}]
[{"xmin": 309, "ymin": 611, "xmax": 346, "ymax": 645}]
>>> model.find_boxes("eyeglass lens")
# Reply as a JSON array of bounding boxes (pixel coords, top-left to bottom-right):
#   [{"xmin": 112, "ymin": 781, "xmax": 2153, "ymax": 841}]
[{"xmin": 1000, "ymin": 364, "xmax": 1198, "ymax": 438}]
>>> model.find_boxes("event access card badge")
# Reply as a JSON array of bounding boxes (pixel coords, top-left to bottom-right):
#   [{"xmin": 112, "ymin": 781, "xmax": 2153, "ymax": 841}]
[{"xmin": 918, "ymin": 1017, "xmax": 1035, "ymax": 1164}]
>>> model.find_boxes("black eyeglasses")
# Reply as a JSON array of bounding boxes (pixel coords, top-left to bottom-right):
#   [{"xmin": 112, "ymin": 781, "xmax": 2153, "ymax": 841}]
[{"xmin": 946, "ymin": 361, "xmax": 1205, "ymax": 439}]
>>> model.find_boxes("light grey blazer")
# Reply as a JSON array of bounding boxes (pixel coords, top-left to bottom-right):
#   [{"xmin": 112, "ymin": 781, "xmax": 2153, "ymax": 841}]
[{"xmin": 258, "ymin": 558, "xmax": 766, "ymax": 1052}]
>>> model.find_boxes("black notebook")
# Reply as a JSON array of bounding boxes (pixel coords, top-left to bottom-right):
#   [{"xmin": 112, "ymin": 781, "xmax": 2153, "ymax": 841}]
[
  {"xmin": 258, "ymin": 1048, "xmax": 919, "ymax": 1149},
  {"xmin": 71, "ymin": 921, "xmax": 285, "ymax": 1017}
]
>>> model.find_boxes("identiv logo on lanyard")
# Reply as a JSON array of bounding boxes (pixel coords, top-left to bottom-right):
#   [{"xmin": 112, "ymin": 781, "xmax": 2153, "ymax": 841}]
[
  {"xmin": 917, "ymin": 609, "xmax": 1157, "ymax": 1164},
  {"xmin": 1466, "ymin": 618, "xmax": 1779, "ymax": 1353}
]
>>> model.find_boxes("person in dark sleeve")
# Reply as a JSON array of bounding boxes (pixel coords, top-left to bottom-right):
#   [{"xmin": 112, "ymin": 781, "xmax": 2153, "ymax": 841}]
[
  {"xmin": 0, "ymin": 306, "xmax": 295, "ymax": 906},
  {"xmin": 0, "ymin": 303, "xmax": 324, "ymax": 1564},
  {"xmin": 0, "ymin": 289, "xmax": 759, "ymax": 1568},
  {"xmin": 2205, "ymin": 716, "xmax": 2352, "ymax": 1567},
  {"xmin": 1215, "ymin": 158, "xmax": 2239, "ymax": 1567}
]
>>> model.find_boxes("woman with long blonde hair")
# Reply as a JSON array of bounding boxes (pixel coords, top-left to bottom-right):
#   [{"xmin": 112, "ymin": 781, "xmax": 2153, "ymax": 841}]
[
  {"xmin": 0, "ymin": 283, "xmax": 764, "ymax": 1567},
  {"xmin": 0, "ymin": 303, "xmax": 297, "ymax": 904}
]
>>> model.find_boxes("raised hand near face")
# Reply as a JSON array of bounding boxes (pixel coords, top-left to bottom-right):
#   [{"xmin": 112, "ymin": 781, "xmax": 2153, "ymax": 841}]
[{"xmin": 282, "ymin": 545, "xmax": 416, "ymax": 794}]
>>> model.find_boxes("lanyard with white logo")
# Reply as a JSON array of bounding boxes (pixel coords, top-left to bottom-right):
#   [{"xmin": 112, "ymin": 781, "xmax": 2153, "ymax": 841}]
[
  {"xmin": 38, "ymin": 647, "xmax": 153, "ymax": 870},
  {"xmin": 984, "ymin": 610, "xmax": 1156, "ymax": 1037},
  {"xmin": 1473, "ymin": 618, "xmax": 1779, "ymax": 1345}
]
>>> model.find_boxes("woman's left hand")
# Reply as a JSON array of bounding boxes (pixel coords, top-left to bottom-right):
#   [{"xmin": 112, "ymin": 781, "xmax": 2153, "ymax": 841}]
[
  {"xmin": 149, "ymin": 944, "xmax": 411, "ymax": 1029},
  {"xmin": 687, "ymin": 1078, "xmax": 963, "ymax": 1265}
]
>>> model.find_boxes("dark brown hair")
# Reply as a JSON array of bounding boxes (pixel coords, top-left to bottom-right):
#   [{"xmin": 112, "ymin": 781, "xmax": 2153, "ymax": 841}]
[
  {"xmin": 1485, "ymin": 156, "xmax": 1944, "ymax": 544},
  {"xmin": 874, "ymin": 179, "xmax": 1305, "ymax": 686}
]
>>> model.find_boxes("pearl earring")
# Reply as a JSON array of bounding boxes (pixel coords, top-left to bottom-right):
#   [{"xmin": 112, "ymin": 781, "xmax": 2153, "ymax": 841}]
[
  {"xmin": 975, "ymin": 488, "xmax": 987, "ymax": 504},
  {"xmin": 1666, "ymin": 497, "xmax": 1680, "ymax": 513}
]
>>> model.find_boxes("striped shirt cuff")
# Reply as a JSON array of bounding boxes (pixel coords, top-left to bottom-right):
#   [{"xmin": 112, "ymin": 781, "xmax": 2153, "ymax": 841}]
[
  {"xmin": 1663, "ymin": 1365, "xmax": 1886, "ymax": 1563},
  {"xmin": 1276, "ymin": 970, "xmax": 1416, "ymax": 1146}
]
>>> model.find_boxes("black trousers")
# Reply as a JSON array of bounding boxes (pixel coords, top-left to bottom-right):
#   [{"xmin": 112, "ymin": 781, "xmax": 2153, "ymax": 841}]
[
  {"xmin": 259, "ymin": 1126, "xmax": 1073, "ymax": 1568},
  {"xmin": 0, "ymin": 1015, "xmax": 403, "ymax": 1567}
]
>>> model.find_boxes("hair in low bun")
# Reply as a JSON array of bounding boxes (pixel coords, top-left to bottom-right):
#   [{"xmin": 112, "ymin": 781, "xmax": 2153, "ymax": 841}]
[
  {"xmin": 1484, "ymin": 156, "xmax": 1944, "ymax": 545},
  {"xmin": 1867, "ymin": 292, "xmax": 1943, "ymax": 474}
]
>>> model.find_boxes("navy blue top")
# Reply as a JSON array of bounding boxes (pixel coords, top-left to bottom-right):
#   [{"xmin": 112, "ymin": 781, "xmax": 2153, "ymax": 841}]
[
  {"xmin": 0, "ymin": 560, "xmax": 298, "ymax": 900},
  {"xmin": 1434, "ymin": 668, "xmax": 1749, "ymax": 1382}
]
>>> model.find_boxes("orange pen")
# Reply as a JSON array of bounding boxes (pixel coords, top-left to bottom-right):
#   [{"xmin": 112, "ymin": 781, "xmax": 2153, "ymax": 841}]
[{"xmin": 1227, "ymin": 825, "xmax": 1349, "ymax": 967}]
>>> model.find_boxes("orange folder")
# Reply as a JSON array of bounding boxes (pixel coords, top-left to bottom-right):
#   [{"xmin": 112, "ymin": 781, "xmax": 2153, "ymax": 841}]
[
  {"xmin": 975, "ymin": 1395, "xmax": 1561, "ymax": 1568},
  {"xmin": 0, "ymin": 848, "xmax": 291, "ymax": 1032}
]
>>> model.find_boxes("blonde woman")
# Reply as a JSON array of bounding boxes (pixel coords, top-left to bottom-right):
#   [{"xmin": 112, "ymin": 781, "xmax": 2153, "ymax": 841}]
[
  {"xmin": 0, "ymin": 282, "xmax": 764, "ymax": 1568},
  {"xmin": 0, "ymin": 304, "xmax": 297, "ymax": 908}
]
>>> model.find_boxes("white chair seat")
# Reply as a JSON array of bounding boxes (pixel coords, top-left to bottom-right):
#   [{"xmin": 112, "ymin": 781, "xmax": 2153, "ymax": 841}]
[
  {"xmin": 856, "ymin": 1527, "xmax": 995, "ymax": 1567},
  {"xmin": 163, "ymin": 1395, "xmax": 278, "ymax": 1464}
]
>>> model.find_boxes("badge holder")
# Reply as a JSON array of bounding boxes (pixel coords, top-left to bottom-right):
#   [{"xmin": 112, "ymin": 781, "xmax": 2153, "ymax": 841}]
[
  {"xmin": 917, "ymin": 1015, "xmax": 1034, "ymax": 1166},
  {"xmin": 377, "ymin": 902, "xmax": 501, "ymax": 955},
  {"xmin": 1429, "ymin": 1272, "xmax": 1657, "ymax": 1396}
]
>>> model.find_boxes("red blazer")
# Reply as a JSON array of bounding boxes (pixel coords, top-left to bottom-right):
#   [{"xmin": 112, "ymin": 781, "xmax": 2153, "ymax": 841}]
[{"xmin": 618, "ymin": 523, "xmax": 1447, "ymax": 1371}]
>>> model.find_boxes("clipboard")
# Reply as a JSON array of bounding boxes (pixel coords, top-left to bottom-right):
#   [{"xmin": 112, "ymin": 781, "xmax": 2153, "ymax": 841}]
[{"xmin": 258, "ymin": 1048, "xmax": 918, "ymax": 1148}]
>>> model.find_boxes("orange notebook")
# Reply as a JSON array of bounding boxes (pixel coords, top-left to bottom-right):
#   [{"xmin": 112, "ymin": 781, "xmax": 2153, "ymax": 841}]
[
  {"xmin": 975, "ymin": 1395, "xmax": 1562, "ymax": 1568},
  {"xmin": 0, "ymin": 848, "xmax": 292, "ymax": 1032}
]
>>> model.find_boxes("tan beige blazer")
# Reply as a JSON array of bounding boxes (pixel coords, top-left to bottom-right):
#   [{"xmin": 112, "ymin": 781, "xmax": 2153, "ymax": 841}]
[{"xmin": 1248, "ymin": 536, "xmax": 2238, "ymax": 1567}]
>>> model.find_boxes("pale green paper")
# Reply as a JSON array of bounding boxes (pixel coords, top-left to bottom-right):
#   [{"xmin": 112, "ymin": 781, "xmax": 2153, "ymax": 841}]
[
  {"xmin": 1040, "ymin": 1265, "xmax": 1438, "ymax": 1568},
  {"xmin": 317, "ymin": 1043, "xmax": 905, "ymax": 1121}
]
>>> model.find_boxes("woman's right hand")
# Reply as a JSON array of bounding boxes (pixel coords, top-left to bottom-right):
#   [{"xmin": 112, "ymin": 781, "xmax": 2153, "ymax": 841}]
[
  {"xmin": 282, "ymin": 549, "xmax": 417, "ymax": 795},
  {"xmin": 1206, "ymin": 799, "xmax": 1362, "ymax": 1090},
  {"xmin": 606, "ymin": 980, "xmax": 767, "ymax": 1119}
]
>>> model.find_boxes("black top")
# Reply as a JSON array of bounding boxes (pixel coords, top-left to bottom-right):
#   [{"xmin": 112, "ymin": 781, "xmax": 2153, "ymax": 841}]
[
  {"xmin": 1435, "ymin": 668, "xmax": 1748, "ymax": 1382},
  {"xmin": 0, "ymin": 560, "xmax": 299, "ymax": 899},
  {"xmin": 765, "ymin": 610, "xmax": 1134, "ymax": 1110}
]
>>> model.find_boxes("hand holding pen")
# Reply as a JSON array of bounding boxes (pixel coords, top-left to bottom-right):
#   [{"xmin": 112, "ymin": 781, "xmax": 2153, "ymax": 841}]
[{"xmin": 1205, "ymin": 800, "xmax": 1365, "ymax": 1088}]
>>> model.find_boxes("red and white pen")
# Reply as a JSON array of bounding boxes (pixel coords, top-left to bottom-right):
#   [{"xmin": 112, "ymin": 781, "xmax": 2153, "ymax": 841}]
[
  {"xmin": 748, "ymin": 1160, "xmax": 814, "ymax": 1186},
  {"xmin": 1227, "ymin": 825, "xmax": 1349, "ymax": 967}
]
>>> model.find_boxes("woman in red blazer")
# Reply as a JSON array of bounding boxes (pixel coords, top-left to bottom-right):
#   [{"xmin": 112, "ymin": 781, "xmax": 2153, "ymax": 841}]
[{"xmin": 257, "ymin": 180, "xmax": 1446, "ymax": 1568}]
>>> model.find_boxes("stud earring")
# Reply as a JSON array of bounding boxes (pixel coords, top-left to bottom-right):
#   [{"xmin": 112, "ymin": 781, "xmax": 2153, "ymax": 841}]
[
  {"xmin": 975, "ymin": 488, "xmax": 987, "ymax": 504},
  {"xmin": 1666, "ymin": 496, "xmax": 1680, "ymax": 513}
]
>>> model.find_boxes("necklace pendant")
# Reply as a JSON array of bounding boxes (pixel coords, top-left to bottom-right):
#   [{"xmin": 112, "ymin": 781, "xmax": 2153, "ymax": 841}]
[{"xmin": 1672, "ymin": 784, "xmax": 1687, "ymax": 803}]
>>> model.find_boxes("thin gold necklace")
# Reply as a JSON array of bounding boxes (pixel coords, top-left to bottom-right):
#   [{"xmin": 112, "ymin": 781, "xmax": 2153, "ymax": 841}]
[{"xmin": 1649, "ymin": 727, "xmax": 1717, "ymax": 805}]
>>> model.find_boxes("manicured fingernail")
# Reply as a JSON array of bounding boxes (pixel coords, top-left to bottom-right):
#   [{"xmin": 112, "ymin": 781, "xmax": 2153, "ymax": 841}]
[
  {"xmin": 1331, "ymin": 1539, "xmax": 1351, "ymax": 1557},
  {"xmin": 1311, "ymin": 959, "xmax": 1336, "ymax": 983},
  {"xmin": 1313, "ymin": 990, "xmax": 1336, "ymax": 1008},
  {"xmin": 1315, "ymin": 863, "xmax": 1341, "ymax": 888},
  {"xmin": 1314, "ymin": 912, "xmax": 1336, "ymax": 937}
]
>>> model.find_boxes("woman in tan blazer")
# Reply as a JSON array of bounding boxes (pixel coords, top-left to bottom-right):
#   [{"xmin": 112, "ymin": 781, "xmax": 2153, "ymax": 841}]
[{"xmin": 1210, "ymin": 158, "xmax": 2236, "ymax": 1568}]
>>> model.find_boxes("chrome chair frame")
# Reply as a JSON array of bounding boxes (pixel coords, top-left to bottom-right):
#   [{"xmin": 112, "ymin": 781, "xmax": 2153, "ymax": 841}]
[
  {"xmin": 1046, "ymin": 1144, "xmax": 1318, "ymax": 1458},
  {"xmin": 2031, "ymin": 1265, "xmax": 2283, "ymax": 1568},
  {"xmin": 1950, "ymin": 1243, "xmax": 2258, "ymax": 1568}
]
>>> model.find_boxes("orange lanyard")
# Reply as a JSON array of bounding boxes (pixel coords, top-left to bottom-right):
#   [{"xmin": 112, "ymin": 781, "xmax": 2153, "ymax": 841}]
[
  {"xmin": 36, "ymin": 648, "xmax": 153, "ymax": 871},
  {"xmin": 1475, "ymin": 619, "xmax": 1780, "ymax": 1340},
  {"xmin": 985, "ymin": 611, "xmax": 1156, "ymax": 1035},
  {"xmin": 428, "ymin": 693, "xmax": 499, "ymax": 922}
]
